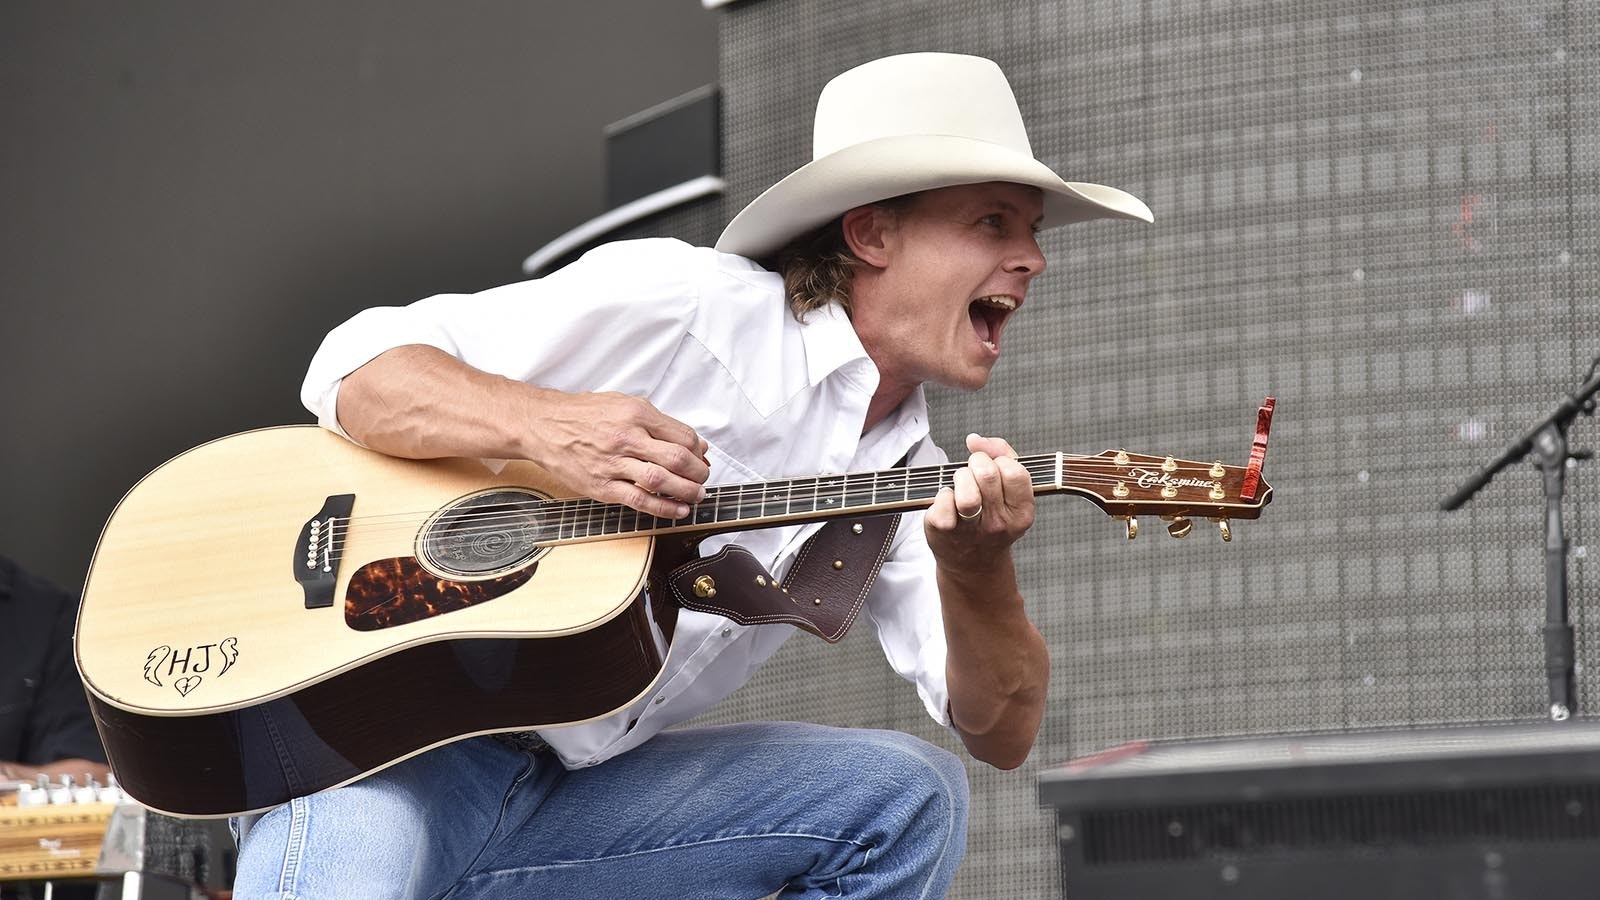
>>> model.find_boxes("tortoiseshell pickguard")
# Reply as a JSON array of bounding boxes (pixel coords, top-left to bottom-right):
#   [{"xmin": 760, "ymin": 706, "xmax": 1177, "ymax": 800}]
[{"xmin": 344, "ymin": 557, "xmax": 536, "ymax": 631}]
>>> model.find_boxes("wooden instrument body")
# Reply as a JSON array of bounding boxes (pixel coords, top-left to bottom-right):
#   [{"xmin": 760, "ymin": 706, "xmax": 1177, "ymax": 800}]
[{"xmin": 77, "ymin": 427, "xmax": 664, "ymax": 817}]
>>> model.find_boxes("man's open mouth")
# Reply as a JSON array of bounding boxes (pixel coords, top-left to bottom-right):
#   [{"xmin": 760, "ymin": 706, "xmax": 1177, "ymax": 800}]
[{"xmin": 969, "ymin": 295, "xmax": 1018, "ymax": 350}]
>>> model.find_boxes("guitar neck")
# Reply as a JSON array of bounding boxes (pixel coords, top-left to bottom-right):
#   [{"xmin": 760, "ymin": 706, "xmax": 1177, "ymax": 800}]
[{"xmin": 547, "ymin": 454, "xmax": 1068, "ymax": 543}]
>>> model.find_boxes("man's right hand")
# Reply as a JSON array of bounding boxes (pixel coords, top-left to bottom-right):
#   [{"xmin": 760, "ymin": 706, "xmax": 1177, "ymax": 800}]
[{"xmin": 518, "ymin": 389, "xmax": 710, "ymax": 521}]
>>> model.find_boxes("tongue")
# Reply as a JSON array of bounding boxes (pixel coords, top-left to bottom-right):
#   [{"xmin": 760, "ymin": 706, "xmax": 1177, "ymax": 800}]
[{"xmin": 969, "ymin": 306, "xmax": 993, "ymax": 343}]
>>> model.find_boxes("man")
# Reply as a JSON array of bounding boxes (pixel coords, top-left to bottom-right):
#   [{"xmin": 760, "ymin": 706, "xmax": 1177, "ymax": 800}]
[
  {"xmin": 0, "ymin": 555, "xmax": 111, "ymax": 785},
  {"xmin": 235, "ymin": 52, "xmax": 1150, "ymax": 899}
]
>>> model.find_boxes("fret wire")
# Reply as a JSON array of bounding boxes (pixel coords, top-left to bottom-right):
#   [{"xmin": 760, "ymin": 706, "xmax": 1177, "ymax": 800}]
[
  {"xmin": 752, "ymin": 478, "xmax": 766, "ymax": 516},
  {"xmin": 844, "ymin": 471, "xmax": 870, "ymax": 509},
  {"xmin": 763, "ymin": 476, "xmax": 793, "ymax": 517}
]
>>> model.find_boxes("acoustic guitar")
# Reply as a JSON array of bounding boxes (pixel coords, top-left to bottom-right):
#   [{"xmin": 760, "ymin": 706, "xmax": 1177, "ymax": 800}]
[{"xmin": 77, "ymin": 410, "xmax": 1273, "ymax": 818}]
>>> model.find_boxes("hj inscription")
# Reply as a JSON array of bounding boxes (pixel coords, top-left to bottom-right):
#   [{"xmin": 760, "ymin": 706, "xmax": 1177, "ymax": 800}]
[{"xmin": 143, "ymin": 638, "xmax": 240, "ymax": 696}]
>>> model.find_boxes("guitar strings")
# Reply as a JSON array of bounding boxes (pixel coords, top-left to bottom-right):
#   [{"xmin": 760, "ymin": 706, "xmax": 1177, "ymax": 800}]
[
  {"xmin": 321, "ymin": 458, "xmax": 1235, "ymax": 534},
  {"xmin": 324, "ymin": 454, "xmax": 1237, "ymax": 533},
  {"xmin": 316, "ymin": 457, "xmax": 1253, "ymax": 553},
  {"xmin": 318, "ymin": 458, "xmax": 1226, "ymax": 536},
  {"xmin": 320, "ymin": 457, "xmax": 1240, "ymax": 540}
]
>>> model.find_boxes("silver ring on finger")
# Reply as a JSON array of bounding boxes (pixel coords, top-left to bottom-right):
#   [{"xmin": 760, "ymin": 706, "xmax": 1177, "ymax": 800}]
[{"xmin": 958, "ymin": 504, "xmax": 983, "ymax": 520}]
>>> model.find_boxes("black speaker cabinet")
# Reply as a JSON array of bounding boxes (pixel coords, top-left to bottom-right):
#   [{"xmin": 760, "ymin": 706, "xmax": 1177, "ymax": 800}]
[{"xmin": 1038, "ymin": 721, "xmax": 1600, "ymax": 899}]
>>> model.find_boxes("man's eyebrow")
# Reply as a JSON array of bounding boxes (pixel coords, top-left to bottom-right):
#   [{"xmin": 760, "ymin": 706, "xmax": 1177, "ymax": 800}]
[{"xmin": 987, "ymin": 198, "xmax": 1045, "ymax": 226}]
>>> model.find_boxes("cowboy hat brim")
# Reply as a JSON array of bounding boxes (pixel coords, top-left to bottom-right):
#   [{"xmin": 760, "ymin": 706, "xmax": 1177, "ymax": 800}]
[{"xmin": 715, "ymin": 133, "xmax": 1153, "ymax": 259}]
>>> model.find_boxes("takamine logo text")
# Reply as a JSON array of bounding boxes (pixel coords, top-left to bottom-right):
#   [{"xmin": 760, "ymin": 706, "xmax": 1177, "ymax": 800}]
[
  {"xmin": 1128, "ymin": 468, "xmax": 1221, "ymax": 493},
  {"xmin": 143, "ymin": 638, "xmax": 240, "ymax": 696}
]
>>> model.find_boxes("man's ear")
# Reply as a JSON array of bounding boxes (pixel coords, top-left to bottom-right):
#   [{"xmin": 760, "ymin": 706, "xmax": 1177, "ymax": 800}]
[{"xmin": 841, "ymin": 205, "xmax": 895, "ymax": 269}]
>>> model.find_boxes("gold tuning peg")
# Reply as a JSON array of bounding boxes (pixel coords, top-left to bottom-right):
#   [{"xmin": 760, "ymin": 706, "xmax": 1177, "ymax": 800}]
[
  {"xmin": 1117, "ymin": 515, "xmax": 1139, "ymax": 540},
  {"xmin": 1166, "ymin": 517, "xmax": 1193, "ymax": 539},
  {"xmin": 1212, "ymin": 518, "xmax": 1232, "ymax": 542}
]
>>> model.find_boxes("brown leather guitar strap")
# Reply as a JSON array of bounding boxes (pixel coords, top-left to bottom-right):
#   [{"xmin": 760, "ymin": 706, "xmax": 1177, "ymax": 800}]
[{"xmin": 662, "ymin": 515, "xmax": 900, "ymax": 643}]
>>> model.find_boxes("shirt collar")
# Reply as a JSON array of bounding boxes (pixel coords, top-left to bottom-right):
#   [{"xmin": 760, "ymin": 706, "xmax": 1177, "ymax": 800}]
[
  {"xmin": 796, "ymin": 301, "xmax": 932, "ymax": 453},
  {"xmin": 868, "ymin": 385, "xmax": 931, "ymax": 464},
  {"xmin": 797, "ymin": 302, "xmax": 871, "ymax": 386}
]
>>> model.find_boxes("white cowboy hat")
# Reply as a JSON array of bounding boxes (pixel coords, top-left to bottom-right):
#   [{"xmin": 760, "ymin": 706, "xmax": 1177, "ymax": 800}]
[{"xmin": 716, "ymin": 52, "xmax": 1153, "ymax": 260}]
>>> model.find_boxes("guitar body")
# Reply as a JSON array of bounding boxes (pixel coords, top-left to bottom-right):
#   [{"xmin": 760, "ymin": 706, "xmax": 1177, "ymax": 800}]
[{"xmin": 77, "ymin": 426, "xmax": 664, "ymax": 818}]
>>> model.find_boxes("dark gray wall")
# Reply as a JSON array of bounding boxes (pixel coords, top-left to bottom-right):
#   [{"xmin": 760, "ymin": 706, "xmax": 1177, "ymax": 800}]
[{"xmin": 0, "ymin": 2, "xmax": 718, "ymax": 590}]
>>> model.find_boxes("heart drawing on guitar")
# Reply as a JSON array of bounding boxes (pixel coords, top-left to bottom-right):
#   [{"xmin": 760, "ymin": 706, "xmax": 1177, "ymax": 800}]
[{"xmin": 174, "ymin": 676, "xmax": 202, "ymax": 696}]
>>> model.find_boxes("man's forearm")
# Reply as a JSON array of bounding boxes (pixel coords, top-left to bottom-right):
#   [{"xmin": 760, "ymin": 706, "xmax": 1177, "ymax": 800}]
[
  {"xmin": 332, "ymin": 345, "xmax": 710, "ymax": 519},
  {"xmin": 939, "ymin": 552, "xmax": 1049, "ymax": 770},
  {"xmin": 337, "ymin": 344, "xmax": 540, "ymax": 461}
]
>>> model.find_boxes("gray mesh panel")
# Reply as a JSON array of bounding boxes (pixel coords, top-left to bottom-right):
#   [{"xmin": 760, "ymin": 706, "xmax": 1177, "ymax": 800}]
[{"xmin": 665, "ymin": 2, "xmax": 1600, "ymax": 896}]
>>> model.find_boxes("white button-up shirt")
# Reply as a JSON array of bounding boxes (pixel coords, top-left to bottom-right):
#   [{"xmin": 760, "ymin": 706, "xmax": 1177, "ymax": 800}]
[{"xmin": 301, "ymin": 239, "xmax": 953, "ymax": 768}]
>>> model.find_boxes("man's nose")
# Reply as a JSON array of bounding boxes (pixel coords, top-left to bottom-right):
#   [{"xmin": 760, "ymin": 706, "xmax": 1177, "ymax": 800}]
[{"xmin": 1007, "ymin": 234, "xmax": 1047, "ymax": 277}]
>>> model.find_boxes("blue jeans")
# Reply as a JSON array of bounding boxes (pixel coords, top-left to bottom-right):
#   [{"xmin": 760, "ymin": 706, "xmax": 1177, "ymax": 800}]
[{"xmin": 230, "ymin": 721, "xmax": 969, "ymax": 899}]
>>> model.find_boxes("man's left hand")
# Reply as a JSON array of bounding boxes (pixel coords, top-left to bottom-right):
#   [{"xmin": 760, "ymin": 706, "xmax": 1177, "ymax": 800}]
[{"xmin": 924, "ymin": 433, "xmax": 1035, "ymax": 569}]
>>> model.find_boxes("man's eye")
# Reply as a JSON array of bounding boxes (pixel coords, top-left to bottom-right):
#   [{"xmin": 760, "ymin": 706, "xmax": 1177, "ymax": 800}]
[{"xmin": 980, "ymin": 214, "xmax": 1003, "ymax": 227}]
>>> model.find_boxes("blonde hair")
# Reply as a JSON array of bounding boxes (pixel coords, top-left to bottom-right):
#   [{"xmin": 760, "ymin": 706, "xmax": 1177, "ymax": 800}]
[{"xmin": 771, "ymin": 194, "xmax": 919, "ymax": 321}]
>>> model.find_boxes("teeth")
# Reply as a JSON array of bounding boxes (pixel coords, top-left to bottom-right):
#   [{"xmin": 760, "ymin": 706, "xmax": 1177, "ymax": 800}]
[{"xmin": 975, "ymin": 295, "xmax": 1017, "ymax": 310}]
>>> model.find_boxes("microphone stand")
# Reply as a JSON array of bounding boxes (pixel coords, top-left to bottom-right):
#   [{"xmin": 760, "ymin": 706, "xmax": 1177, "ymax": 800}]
[{"xmin": 1441, "ymin": 362, "xmax": 1600, "ymax": 721}]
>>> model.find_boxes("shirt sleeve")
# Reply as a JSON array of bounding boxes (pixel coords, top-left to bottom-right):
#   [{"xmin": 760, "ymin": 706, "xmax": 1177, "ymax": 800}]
[
  {"xmin": 300, "ymin": 239, "xmax": 706, "ymax": 436},
  {"xmin": 862, "ymin": 438, "xmax": 952, "ymax": 726}
]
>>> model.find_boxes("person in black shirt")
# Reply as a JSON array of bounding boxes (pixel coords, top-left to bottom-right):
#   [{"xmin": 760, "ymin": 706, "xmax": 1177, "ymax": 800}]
[{"xmin": 0, "ymin": 555, "xmax": 109, "ymax": 783}]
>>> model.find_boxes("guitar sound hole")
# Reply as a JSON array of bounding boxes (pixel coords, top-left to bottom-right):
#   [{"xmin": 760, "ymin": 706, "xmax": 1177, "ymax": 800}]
[{"xmin": 419, "ymin": 490, "xmax": 553, "ymax": 577}]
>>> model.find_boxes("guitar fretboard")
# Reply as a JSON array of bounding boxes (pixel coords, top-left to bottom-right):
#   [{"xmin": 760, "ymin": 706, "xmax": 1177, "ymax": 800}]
[{"xmin": 546, "ymin": 453, "xmax": 1063, "ymax": 540}]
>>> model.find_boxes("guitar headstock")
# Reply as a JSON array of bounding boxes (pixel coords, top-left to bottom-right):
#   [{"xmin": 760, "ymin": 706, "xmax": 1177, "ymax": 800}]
[{"xmin": 1049, "ymin": 449, "xmax": 1273, "ymax": 541}]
